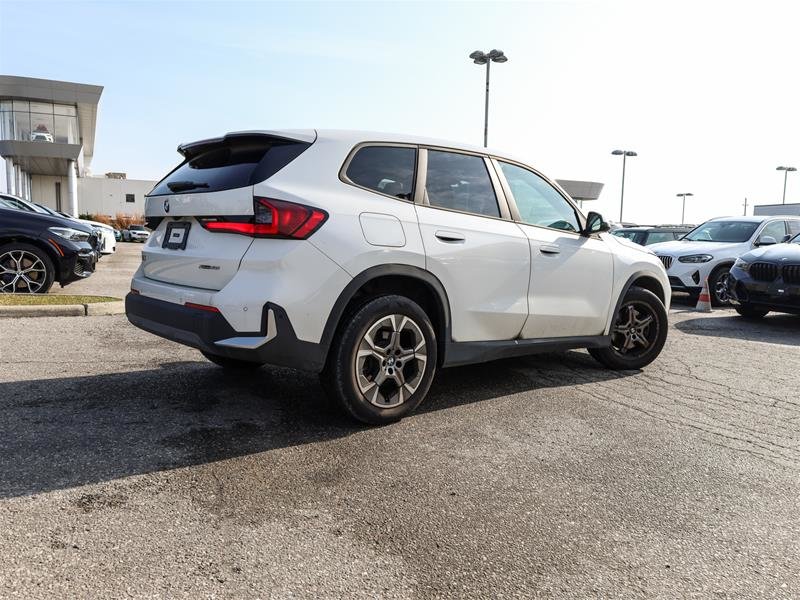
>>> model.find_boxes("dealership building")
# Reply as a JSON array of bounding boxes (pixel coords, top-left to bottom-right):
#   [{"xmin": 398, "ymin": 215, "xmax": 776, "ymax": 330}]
[{"xmin": 0, "ymin": 75, "xmax": 155, "ymax": 217}]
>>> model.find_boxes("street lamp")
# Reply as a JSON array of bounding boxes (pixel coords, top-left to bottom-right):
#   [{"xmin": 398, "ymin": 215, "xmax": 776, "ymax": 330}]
[
  {"xmin": 469, "ymin": 49, "xmax": 508, "ymax": 147},
  {"xmin": 611, "ymin": 149, "xmax": 637, "ymax": 223},
  {"xmin": 776, "ymin": 166, "xmax": 797, "ymax": 204},
  {"xmin": 676, "ymin": 192, "xmax": 694, "ymax": 225}
]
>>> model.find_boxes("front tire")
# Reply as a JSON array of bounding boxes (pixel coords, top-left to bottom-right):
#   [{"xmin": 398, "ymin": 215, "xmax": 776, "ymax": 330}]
[
  {"xmin": 0, "ymin": 242, "xmax": 55, "ymax": 294},
  {"xmin": 735, "ymin": 304, "xmax": 769, "ymax": 319},
  {"xmin": 589, "ymin": 286, "xmax": 668, "ymax": 370},
  {"xmin": 321, "ymin": 295, "xmax": 437, "ymax": 425},
  {"xmin": 200, "ymin": 351, "xmax": 265, "ymax": 370},
  {"xmin": 709, "ymin": 265, "xmax": 732, "ymax": 306}
]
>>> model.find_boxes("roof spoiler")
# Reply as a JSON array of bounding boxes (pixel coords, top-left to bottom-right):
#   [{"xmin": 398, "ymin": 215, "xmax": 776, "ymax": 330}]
[{"xmin": 177, "ymin": 129, "xmax": 317, "ymax": 159}]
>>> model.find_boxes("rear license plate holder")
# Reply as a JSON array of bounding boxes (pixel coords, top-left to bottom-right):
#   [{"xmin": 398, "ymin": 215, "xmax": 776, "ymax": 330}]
[{"xmin": 163, "ymin": 221, "xmax": 191, "ymax": 250}]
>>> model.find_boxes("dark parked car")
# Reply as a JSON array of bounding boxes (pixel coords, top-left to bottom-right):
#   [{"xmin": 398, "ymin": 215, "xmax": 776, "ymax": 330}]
[
  {"xmin": 611, "ymin": 225, "xmax": 693, "ymax": 246},
  {"xmin": 0, "ymin": 199, "xmax": 98, "ymax": 293},
  {"xmin": 728, "ymin": 235, "xmax": 800, "ymax": 317}
]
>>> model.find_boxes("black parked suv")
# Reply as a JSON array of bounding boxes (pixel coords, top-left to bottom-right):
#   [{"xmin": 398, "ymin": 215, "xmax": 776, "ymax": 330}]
[
  {"xmin": 611, "ymin": 225, "xmax": 693, "ymax": 246},
  {"xmin": 0, "ymin": 199, "xmax": 98, "ymax": 293},
  {"xmin": 727, "ymin": 235, "xmax": 800, "ymax": 317}
]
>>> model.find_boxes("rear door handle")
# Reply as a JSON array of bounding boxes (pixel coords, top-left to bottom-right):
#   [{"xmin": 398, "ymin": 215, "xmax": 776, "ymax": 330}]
[
  {"xmin": 435, "ymin": 230, "xmax": 466, "ymax": 243},
  {"xmin": 539, "ymin": 244, "xmax": 561, "ymax": 255}
]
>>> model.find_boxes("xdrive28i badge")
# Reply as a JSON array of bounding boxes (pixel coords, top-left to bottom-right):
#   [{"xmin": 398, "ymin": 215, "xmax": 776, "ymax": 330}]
[{"xmin": 163, "ymin": 199, "xmax": 170, "ymax": 213}]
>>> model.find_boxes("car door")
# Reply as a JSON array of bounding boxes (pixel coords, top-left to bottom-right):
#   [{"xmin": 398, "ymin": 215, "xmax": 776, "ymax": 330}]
[
  {"xmin": 494, "ymin": 159, "xmax": 614, "ymax": 339},
  {"xmin": 414, "ymin": 148, "xmax": 530, "ymax": 342}
]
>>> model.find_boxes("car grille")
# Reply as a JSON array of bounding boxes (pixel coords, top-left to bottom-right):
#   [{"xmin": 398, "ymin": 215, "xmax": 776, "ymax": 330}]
[
  {"xmin": 657, "ymin": 255, "xmax": 673, "ymax": 269},
  {"xmin": 750, "ymin": 262, "xmax": 779, "ymax": 282},
  {"xmin": 782, "ymin": 264, "xmax": 800, "ymax": 284}
]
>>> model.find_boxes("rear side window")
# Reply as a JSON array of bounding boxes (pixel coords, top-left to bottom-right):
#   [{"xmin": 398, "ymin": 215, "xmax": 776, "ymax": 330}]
[
  {"xmin": 150, "ymin": 138, "xmax": 310, "ymax": 196},
  {"xmin": 345, "ymin": 146, "xmax": 416, "ymax": 200},
  {"xmin": 645, "ymin": 232, "xmax": 677, "ymax": 245},
  {"xmin": 425, "ymin": 150, "xmax": 500, "ymax": 218}
]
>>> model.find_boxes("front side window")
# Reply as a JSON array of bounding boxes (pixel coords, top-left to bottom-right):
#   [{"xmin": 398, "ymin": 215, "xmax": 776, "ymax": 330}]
[
  {"xmin": 499, "ymin": 162, "xmax": 580, "ymax": 232},
  {"xmin": 684, "ymin": 220, "xmax": 760, "ymax": 243},
  {"xmin": 425, "ymin": 151, "xmax": 499, "ymax": 218},
  {"xmin": 345, "ymin": 146, "xmax": 416, "ymax": 200},
  {"xmin": 758, "ymin": 220, "xmax": 786, "ymax": 243}
]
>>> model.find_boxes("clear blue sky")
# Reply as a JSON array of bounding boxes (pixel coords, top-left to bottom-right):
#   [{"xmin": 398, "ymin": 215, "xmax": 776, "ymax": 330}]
[{"xmin": 2, "ymin": 0, "xmax": 799, "ymax": 224}]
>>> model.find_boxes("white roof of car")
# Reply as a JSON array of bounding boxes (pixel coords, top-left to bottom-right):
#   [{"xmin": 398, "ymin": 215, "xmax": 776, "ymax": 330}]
[{"xmin": 185, "ymin": 129, "xmax": 525, "ymax": 162}]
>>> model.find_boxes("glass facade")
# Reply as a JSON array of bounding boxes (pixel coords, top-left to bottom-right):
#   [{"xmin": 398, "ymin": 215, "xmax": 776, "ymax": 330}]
[{"xmin": 0, "ymin": 99, "xmax": 78, "ymax": 144}]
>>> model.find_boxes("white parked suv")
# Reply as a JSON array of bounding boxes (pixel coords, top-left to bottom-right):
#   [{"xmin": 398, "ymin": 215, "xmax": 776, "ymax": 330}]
[
  {"xmin": 648, "ymin": 216, "xmax": 800, "ymax": 305},
  {"xmin": 126, "ymin": 130, "xmax": 671, "ymax": 424}
]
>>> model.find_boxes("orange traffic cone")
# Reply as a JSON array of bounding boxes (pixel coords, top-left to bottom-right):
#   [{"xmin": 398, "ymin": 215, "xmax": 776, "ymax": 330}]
[{"xmin": 695, "ymin": 277, "xmax": 713, "ymax": 312}]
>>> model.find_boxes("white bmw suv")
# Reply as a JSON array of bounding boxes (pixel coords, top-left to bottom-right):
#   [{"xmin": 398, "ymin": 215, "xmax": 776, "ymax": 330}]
[
  {"xmin": 126, "ymin": 130, "xmax": 670, "ymax": 424},
  {"xmin": 648, "ymin": 216, "xmax": 800, "ymax": 305}
]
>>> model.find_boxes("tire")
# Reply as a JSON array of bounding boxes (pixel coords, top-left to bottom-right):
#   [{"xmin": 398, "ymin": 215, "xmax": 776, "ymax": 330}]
[
  {"xmin": 589, "ymin": 286, "xmax": 668, "ymax": 370},
  {"xmin": 0, "ymin": 242, "xmax": 55, "ymax": 294},
  {"xmin": 735, "ymin": 304, "xmax": 769, "ymax": 319},
  {"xmin": 709, "ymin": 264, "xmax": 732, "ymax": 306},
  {"xmin": 321, "ymin": 294, "xmax": 437, "ymax": 425},
  {"xmin": 200, "ymin": 351, "xmax": 265, "ymax": 370}
]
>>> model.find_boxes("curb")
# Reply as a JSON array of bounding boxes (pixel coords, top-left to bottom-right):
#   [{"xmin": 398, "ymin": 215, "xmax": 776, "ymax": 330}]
[{"xmin": 0, "ymin": 300, "xmax": 125, "ymax": 318}]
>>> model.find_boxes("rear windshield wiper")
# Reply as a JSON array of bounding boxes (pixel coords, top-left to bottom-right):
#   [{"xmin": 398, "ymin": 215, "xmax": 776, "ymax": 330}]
[{"xmin": 167, "ymin": 181, "xmax": 210, "ymax": 192}]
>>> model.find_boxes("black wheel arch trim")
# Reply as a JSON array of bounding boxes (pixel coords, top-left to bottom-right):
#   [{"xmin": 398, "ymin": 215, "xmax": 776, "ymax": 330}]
[
  {"xmin": 319, "ymin": 264, "xmax": 453, "ymax": 367},
  {"xmin": 610, "ymin": 270, "xmax": 668, "ymax": 333}
]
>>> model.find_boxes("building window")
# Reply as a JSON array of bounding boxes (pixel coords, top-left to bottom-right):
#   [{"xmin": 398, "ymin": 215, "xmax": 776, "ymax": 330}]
[
  {"xmin": 125, "ymin": 194, "xmax": 135, "ymax": 203},
  {"xmin": 0, "ymin": 100, "xmax": 78, "ymax": 144}
]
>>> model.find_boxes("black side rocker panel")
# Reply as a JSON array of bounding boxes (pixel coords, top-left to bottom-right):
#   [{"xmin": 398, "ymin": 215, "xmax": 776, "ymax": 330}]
[{"xmin": 444, "ymin": 335, "xmax": 612, "ymax": 368}]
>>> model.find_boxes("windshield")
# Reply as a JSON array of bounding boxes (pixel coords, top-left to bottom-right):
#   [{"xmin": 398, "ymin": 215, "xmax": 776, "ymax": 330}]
[
  {"xmin": 684, "ymin": 221, "xmax": 759, "ymax": 243},
  {"xmin": 130, "ymin": 225, "xmax": 146, "ymax": 231}
]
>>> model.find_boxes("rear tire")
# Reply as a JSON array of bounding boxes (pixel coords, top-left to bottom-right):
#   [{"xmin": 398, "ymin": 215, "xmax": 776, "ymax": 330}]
[
  {"xmin": 200, "ymin": 351, "xmax": 264, "ymax": 370},
  {"xmin": 735, "ymin": 304, "xmax": 769, "ymax": 319},
  {"xmin": 0, "ymin": 242, "xmax": 55, "ymax": 294},
  {"xmin": 321, "ymin": 295, "xmax": 437, "ymax": 425},
  {"xmin": 589, "ymin": 286, "xmax": 668, "ymax": 370}
]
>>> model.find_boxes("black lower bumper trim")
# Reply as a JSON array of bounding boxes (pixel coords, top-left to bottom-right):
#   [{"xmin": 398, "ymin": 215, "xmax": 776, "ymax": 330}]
[{"xmin": 125, "ymin": 293, "xmax": 326, "ymax": 372}]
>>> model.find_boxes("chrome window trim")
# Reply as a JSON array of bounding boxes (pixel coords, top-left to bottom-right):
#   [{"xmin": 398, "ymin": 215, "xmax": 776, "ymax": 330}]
[{"xmin": 338, "ymin": 141, "xmax": 418, "ymax": 203}]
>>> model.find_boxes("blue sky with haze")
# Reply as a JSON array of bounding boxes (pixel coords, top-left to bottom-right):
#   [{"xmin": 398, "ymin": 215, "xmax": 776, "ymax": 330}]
[{"xmin": 1, "ymin": 0, "xmax": 799, "ymax": 224}]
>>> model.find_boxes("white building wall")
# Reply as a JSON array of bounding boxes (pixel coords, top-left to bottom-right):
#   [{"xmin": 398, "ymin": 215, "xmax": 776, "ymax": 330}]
[{"xmin": 31, "ymin": 174, "xmax": 156, "ymax": 216}]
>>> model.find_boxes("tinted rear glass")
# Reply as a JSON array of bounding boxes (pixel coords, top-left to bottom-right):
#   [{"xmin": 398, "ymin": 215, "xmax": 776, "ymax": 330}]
[
  {"xmin": 150, "ymin": 138, "xmax": 310, "ymax": 196},
  {"xmin": 345, "ymin": 146, "xmax": 416, "ymax": 200}
]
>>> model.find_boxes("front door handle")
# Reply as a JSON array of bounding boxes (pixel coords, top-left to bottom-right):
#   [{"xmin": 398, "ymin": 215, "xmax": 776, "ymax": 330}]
[
  {"xmin": 539, "ymin": 244, "xmax": 561, "ymax": 255},
  {"xmin": 435, "ymin": 230, "xmax": 466, "ymax": 243}
]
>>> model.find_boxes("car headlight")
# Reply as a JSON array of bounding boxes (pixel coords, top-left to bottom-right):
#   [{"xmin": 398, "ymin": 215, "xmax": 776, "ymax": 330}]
[
  {"xmin": 48, "ymin": 226, "xmax": 90, "ymax": 242},
  {"xmin": 678, "ymin": 254, "xmax": 714, "ymax": 263},
  {"xmin": 733, "ymin": 258, "xmax": 751, "ymax": 272}
]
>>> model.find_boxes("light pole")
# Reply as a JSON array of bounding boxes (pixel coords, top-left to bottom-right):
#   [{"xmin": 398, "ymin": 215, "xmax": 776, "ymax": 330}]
[
  {"xmin": 676, "ymin": 192, "xmax": 693, "ymax": 225},
  {"xmin": 611, "ymin": 149, "xmax": 637, "ymax": 223},
  {"xmin": 469, "ymin": 49, "xmax": 508, "ymax": 147},
  {"xmin": 776, "ymin": 166, "xmax": 797, "ymax": 204}
]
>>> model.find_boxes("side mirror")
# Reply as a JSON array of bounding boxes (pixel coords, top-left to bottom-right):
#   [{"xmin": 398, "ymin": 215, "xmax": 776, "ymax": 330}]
[
  {"xmin": 584, "ymin": 211, "xmax": 609, "ymax": 235},
  {"xmin": 756, "ymin": 235, "xmax": 777, "ymax": 247},
  {"xmin": 782, "ymin": 234, "xmax": 792, "ymax": 243}
]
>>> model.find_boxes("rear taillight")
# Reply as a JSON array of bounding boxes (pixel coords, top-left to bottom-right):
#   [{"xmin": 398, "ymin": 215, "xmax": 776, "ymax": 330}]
[{"xmin": 198, "ymin": 197, "xmax": 327, "ymax": 239}]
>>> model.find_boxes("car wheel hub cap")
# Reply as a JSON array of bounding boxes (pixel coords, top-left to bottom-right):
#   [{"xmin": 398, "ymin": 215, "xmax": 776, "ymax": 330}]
[
  {"xmin": 0, "ymin": 250, "xmax": 46, "ymax": 294},
  {"xmin": 355, "ymin": 313, "xmax": 427, "ymax": 409},
  {"xmin": 611, "ymin": 302, "xmax": 657, "ymax": 357}
]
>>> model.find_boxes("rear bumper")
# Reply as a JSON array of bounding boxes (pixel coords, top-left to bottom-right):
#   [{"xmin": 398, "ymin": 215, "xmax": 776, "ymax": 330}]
[{"xmin": 125, "ymin": 293, "xmax": 326, "ymax": 372}]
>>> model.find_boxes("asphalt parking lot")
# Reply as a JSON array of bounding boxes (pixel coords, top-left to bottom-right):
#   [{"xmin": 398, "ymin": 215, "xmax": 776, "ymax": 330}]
[{"xmin": 1, "ymin": 249, "xmax": 799, "ymax": 598}]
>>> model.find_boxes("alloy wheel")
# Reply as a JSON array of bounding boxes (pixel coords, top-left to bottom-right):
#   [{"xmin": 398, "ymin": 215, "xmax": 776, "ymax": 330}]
[
  {"xmin": 354, "ymin": 313, "xmax": 428, "ymax": 408},
  {"xmin": 714, "ymin": 272, "xmax": 730, "ymax": 304},
  {"xmin": 611, "ymin": 301, "xmax": 659, "ymax": 357},
  {"xmin": 0, "ymin": 250, "xmax": 48, "ymax": 293}
]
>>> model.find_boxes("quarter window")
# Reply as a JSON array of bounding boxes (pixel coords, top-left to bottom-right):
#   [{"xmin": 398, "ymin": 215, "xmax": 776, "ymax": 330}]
[
  {"xmin": 499, "ymin": 162, "xmax": 580, "ymax": 232},
  {"xmin": 345, "ymin": 146, "xmax": 416, "ymax": 200},
  {"xmin": 425, "ymin": 151, "xmax": 499, "ymax": 218}
]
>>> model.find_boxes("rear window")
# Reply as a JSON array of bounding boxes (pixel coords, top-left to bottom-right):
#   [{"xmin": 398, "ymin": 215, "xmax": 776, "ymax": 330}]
[
  {"xmin": 345, "ymin": 146, "xmax": 416, "ymax": 200},
  {"xmin": 150, "ymin": 138, "xmax": 310, "ymax": 196}
]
